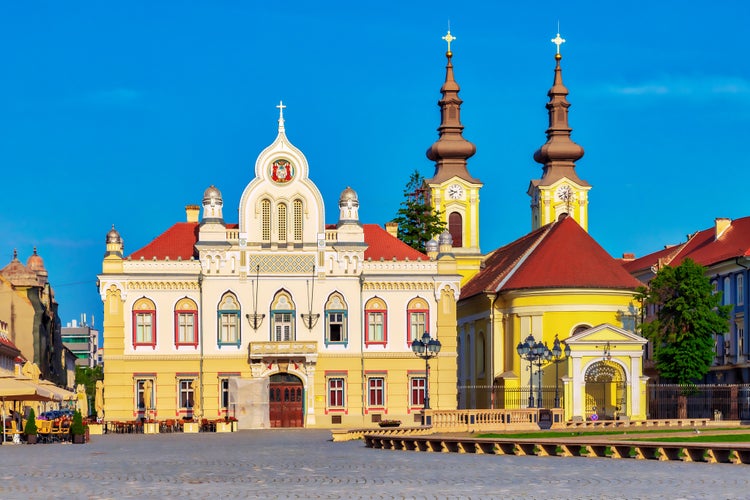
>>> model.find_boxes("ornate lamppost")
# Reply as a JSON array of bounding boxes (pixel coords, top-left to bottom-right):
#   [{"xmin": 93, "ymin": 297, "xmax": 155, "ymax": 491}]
[
  {"xmin": 550, "ymin": 334, "xmax": 571, "ymax": 408},
  {"xmin": 517, "ymin": 335, "xmax": 553, "ymax": 408},
  {"xmin": 411, "ymin": 331, "xmax": 441, "ymax": 410}
]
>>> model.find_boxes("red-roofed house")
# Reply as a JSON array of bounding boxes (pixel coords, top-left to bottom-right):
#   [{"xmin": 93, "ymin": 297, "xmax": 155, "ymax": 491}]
[
  {"xmin": 622, "ymin": 216, "xmax": 750, "ymax": 387},
  {"xmin": 98, "ymin": 109, "xmax": 462, "ymax": 429}
]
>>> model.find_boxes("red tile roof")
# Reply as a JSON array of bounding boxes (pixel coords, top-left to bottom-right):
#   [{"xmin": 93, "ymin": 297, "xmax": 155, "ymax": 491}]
[
  {"xmin": 621, "ymin": 245, "xmax": 680, "ymax": 275},
  {"xmin": 128, "ymin": 222, "xmax": 427, "ymax": 262},
  {"xmin": 362, "ymin": 224, "xmax": 428, "ymax": 261},
  {"xmin": 129, "ymin": 222, "xmax": 200, "ymax": 260},
  {"xmin": 623, "ymin": 216, "xmax": 750, "ymax": 272},
  {"xmin": 461, "ymin": 216, "xmax": 642, "ymax": 300}
]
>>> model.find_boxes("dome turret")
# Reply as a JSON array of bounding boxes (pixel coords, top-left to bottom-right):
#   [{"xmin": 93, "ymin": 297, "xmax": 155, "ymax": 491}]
[
  {"xmin": 201, "ymin": 185, "xmax": 225, "ymax": 224},
  {"xmin": 337, "ymin": 186, "xmax": 361, "ymax": 226}
]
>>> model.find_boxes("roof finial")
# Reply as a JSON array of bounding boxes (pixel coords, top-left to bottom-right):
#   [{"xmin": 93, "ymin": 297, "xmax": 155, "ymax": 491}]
[
  {"xmin": 276, "ymin": 100, "xmax": 286, "ymax": 133},
  {"xmin": 551, "ymin": 29, "xmax": 566, "ymax": 57},
  {"xmin": 442, "ymin": 28, "xmax": 456, "ymax": 55}
]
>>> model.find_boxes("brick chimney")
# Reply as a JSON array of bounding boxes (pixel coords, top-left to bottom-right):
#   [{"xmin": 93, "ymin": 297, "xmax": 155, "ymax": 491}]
[{"xmin": 385, "ymin": 222, "xmax": 398, "ymax": 238}]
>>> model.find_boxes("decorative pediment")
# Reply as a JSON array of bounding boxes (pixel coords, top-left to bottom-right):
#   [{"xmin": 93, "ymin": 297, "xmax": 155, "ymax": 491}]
[{"xmin": 565, "ymin": 323, "xmax": 647, "ymax": 346}]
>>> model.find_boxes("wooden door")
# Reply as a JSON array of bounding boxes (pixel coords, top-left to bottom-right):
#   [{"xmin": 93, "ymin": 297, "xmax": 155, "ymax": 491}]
[{"xmin": 269, "ymin": 374, "xmax": 303, "ymax": 427}]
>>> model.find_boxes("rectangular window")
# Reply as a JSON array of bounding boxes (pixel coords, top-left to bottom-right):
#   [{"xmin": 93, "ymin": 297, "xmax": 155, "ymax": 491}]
[
  {"xmin": 410, "ymin": 377, "xmax": 426, "ymax": 407},
  {"xmin": 220, "ymin": 378, "xmax": 230, "ymax": 411},
  {"xmin": 328, "ymin": 378, "xmax": 345, "ymax": 408},
  {"xmin": 738, "ymin": 275, "xmax": 744, "ymax": 306},
  {"xmin": 177, "ymin": 312, "xmax": 196, "ymax": 345},
  {"xmin": 327, "ymin": 312, "xmax": 346, "ymax": 343},
  {"xmin": 273, "ymin": 312, "xmax": 293, "ymax": 341},
  {"xmin": 409, "ymin": 311, "xmax": 427, "ymax": 343},
  {"xmin": 219, "ymin": 312, "xmax": 239, "ymax": 345},
  {"xmin": 367, "ymin": 311, "xmax": 385, "ymax": 343},
  {"xmin": 136, "ymin": 380, "xmax": 144, "ymax": 410},
  {"xmin": 179, "ymin": 379, "xmax": 194, "ymax": 410},
  {"xmin": 724, "ymin": 277, "xmax": 732, "ymax": 305},
  {"xmin": 368, "ymin": 377, "xmax": 385, "ymax": 407},
  {"xmin": 135, "ymin": 312, "xmax": 154, "ymax": 344}
]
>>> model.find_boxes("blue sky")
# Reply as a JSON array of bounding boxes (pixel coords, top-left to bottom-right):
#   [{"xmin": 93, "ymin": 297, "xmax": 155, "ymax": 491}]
[{"xmin": 1, "ymin": 1, "xmax": 748, "ymax": 328}]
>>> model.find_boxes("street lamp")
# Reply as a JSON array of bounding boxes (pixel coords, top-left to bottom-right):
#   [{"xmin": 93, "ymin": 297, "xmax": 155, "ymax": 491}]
[
  {"xmin": 550, "ymin": 334, "xmax": 571, "ymax": 408},
  {"xmin": 517, "ymin": 335, "xmax": 553, "ymax": 408},
  {"xmin": 411, "ymin": 331, "xmax": 441, "ymax": 410}
]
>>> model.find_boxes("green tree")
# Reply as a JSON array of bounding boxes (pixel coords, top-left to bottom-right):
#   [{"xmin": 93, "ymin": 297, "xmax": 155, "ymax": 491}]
[
  {"xmin": 639, "ymin": 258, "xmax": 730, "ymax": 388},
  {"xmin": 75, "ymin": 365, "xmax": 103, "ymax": 408},
  {"xmin": 392, "ymin": 170, "xmax": 446, "ymax": 253}
]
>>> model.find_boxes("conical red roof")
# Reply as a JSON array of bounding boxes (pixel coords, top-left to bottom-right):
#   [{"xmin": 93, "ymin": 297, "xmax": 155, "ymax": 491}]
[{"xmin": 462, "ymin": 216, "xmax": 642, "ymax": 299}]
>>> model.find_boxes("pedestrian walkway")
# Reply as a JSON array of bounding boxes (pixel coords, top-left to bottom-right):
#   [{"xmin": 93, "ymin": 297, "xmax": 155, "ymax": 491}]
[{"xmin": 1, "ymin": 429, "xmax": 749, "ymax": 498}]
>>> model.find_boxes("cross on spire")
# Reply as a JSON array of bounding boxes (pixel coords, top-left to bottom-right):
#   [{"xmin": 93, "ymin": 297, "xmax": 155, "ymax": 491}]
[
  {"xmin": 276, "ymin": 100, "xmax": 286, "ymax": 132},
  {"xmin": 551, "ymin": 32, "xmax": 566, "ymax": 55},
  {"xmin": 442, "ymin": 30, "xmax": 456, "ymax": 53}
]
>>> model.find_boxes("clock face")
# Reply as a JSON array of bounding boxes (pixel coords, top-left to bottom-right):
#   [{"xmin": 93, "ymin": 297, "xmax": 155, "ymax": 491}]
[
  {"xmin": 447, "ymin": 184, "xmax": 464, "ymax": 200},
  {"xmin": 556, "ymin": 185, "xmax": 574, "ymax": 202}
]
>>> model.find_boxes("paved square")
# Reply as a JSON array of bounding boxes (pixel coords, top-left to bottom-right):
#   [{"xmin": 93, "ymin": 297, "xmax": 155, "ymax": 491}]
[{"xmin": 1, "ymin": 430, "xmax": 748, "ymax": 499}]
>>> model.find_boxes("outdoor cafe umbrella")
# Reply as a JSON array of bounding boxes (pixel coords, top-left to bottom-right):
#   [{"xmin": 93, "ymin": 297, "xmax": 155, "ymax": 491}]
[
  {"xmin": 0, "ymin": 375, "xmax": 59, "ymax": 443},
  {"xmin": 39, "ymin": 380, "xmax": 76, "ymax": 403}
]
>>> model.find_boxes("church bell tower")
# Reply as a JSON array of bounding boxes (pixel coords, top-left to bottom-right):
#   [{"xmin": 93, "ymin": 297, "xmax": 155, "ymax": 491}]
[
  {"xmin": 529, "ymin": 32, "xmax": 591, "ymax": 231},
  {"xmin": 425, "ymin": 30, "xmax": 482, "ymax": 284}
]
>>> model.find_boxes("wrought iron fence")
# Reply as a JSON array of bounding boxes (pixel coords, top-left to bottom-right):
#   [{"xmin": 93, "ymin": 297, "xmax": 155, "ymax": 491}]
[{"xmin": 647, "ymin": 384, "xmax": 750, "ymax": 420}]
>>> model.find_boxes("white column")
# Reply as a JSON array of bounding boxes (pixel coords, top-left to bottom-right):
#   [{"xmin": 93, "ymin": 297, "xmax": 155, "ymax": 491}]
[{"xmin": 571, "ymin": 356, "xmax": 583, "ymax": 419}]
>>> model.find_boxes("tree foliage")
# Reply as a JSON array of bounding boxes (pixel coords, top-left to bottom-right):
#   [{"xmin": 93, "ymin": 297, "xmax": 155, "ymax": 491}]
[
  {"xmin": 392, "ymin": 170, "xmax": 446, "ymax": 253},
  {"xmin": 75, "ymin": 365, "xmax": 103, "ymax": 405},
  {"xmin": 638, "ymin": 258, "xmax": 730, "ymax": 387}
]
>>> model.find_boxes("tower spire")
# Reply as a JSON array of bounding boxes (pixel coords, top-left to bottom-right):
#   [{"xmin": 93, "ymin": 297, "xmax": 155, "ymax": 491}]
[
  {"xmin": 533, "ymin": 32, "xmax": 585, "ymax": 184},
  {"xmin": 426, "ymin": 30, "xmax": 477, "ymax": 184}
]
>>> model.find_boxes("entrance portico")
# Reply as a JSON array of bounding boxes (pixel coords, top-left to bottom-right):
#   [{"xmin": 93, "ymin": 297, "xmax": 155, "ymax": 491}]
[{"xmin": 563, "ymin": 324, "xmax": 648, "ymax": 421}]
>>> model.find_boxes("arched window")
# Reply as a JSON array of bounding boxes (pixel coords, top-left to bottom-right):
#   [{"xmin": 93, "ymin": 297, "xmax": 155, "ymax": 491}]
[
  {"xmin": 278, "ymin": 203, "xmax": 287, "ymax": 242},
  {"xmin": 261, "ymin": 199, "xmax": 271, "ymax": 242},
  {"xmin": 174, "ymin": 297, "xmax": 198, "ymax": 347},
  {"xmin": 132, "ymin": 297, "xmax": 156, "ymax": 348},
  {"xmin": 293, "ymin": 199, "xmax": 303, "ymax": 242},
  {"xmin": 271, "ymin": 290, "xmax": 296, "ymax": 342},
  {"xmin": 449, "ymin": 212, "xmax": 463, "ymax": 247},
  {"xmin": 407, "ymin": 297, "xmax": 429, "ymax": 344},
  {"xmin": 365, "ymin": 297, "xmax": 387, "ymax": 346},
  {"xmin": 572, "ymin": 324, "xmax": 591, "ymax": 335},
  {"xmin": 217, "ymin": 292, "xmax": 241, "ymax": 347},
  {"xmin": 325, "ymin": 292, "xmax": 347, "ymax": 345}
]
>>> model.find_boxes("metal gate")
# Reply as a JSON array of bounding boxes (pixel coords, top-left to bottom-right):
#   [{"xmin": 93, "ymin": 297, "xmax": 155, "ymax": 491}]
[{"xmin": 585, "ymin": 361, "xmax": 627, "ymax": 420}]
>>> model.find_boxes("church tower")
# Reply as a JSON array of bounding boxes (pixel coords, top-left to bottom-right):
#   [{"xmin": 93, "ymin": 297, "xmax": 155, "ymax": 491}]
[
  {"xmin": 529, "ymin": 32, "xmax": 591, "ymax": 231},
  {"xmin": 425, "ymin": 30, "xmax": 482, "ymax": 284}
]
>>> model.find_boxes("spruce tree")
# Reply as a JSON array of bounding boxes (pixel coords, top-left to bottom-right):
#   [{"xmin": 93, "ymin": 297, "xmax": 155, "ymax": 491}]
[{"xmin": 392, "ymin": 170, "xmax": 446, "ymax": 253}]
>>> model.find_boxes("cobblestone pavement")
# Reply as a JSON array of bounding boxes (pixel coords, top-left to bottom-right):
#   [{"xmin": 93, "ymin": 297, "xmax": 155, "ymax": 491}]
[{"xmin": 1, "ymin": 430, "xmax": 749, "ymax": 499}]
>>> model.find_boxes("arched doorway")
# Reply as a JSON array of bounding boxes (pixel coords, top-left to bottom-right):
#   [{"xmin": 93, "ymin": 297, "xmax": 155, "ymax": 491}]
[
  {"xmin": 584, "ymin": 361, "xmax": 627, "ymax": 420},
  {"xmin": 269, "ymin": 373, "xmax": 304, "ymax": 427}
]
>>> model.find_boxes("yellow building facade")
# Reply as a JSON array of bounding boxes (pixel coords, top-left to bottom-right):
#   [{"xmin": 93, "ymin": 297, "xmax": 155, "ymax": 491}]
[{"xmin": 98, "ymin": 107, "xmax": 460, "ymax": 429}]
